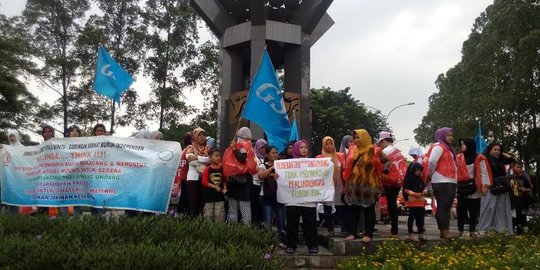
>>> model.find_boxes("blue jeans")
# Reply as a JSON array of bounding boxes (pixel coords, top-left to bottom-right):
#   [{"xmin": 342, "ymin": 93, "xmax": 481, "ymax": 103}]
[{"xmin": 260, "ymin": 196, "xmax": 286, "ymax": 243}]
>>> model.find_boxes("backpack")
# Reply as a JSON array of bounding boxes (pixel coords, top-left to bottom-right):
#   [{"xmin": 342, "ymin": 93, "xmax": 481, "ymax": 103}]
[{"xmin": 383, "ymin": 147, "xmax": 408, "ymax": 187}]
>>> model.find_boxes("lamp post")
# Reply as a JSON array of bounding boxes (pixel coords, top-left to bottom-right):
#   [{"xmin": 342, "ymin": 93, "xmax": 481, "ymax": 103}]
[
  {"xmin": 385, "ymin": 102, "xmax": 415, "ymax": 122},
  {"xmin": 394, "ymin": 138, "xmax": 410, "ymax": 145}
]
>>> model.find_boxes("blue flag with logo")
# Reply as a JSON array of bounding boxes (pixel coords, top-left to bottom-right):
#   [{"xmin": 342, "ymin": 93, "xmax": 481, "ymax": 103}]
[
  {"xmin": 289, "ymin": 111, "xmax": 299, "ymax": 142},
  {"xmin": 475, "ymin": 121, "xmax": 488, "ymax": 154},
  {"xmin": 93, "ymin": 47, "xmax": 133, "ymax": 105},
  {"xmin": 242, "ymin": 50, "xmax": 291, "ymax": 152}
]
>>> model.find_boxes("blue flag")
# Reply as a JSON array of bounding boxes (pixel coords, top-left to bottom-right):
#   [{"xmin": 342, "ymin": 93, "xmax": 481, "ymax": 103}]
[
  {"xmin": 289, "ymin": 111, "xmax": 299, "ymax": 142},
  {"xmin": 475, "ymin": 121, "xmax": 488, "ymax": 154},
  {"xmin": 93, "ymin": 47, "xmax": 133, "ymax": 105},
  {"xmin": 242, "ymin": 49, "xmax": 291, "ymax": 152}
]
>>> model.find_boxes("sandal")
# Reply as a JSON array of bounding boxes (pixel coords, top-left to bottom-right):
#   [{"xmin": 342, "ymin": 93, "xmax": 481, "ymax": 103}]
[
  {"xmin": 345, "ymin": 235, "xmax": 356, "ymax": 240},
  {"xmin": 308, "ymin": 247, "xmax": 319, "ymax": 255},
  {"xmin": 361, "ymin": 236, "xmax": 372, "ymax": 243},
  {"xmin": 285, "ymin": 247, "xmax": 296, "ymax": 254}
]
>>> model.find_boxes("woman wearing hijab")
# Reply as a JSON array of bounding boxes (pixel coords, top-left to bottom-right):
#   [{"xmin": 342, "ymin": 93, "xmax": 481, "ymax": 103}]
[
  {"xmin": 185, "ymin": 127, "xmax": 211, "ymax": 217},
  {"xmin": 279, "ymin": 141, "xmax": 295, "ymax": 160},
  {"xmin": 478, "ymin": 143, "xmax": 516, "ymax": 235},
  {"xmin": 339, "ymin": 135, "xmax": 353, "ymax": 157},
  {"xmin": 251, "ymin": 139, "xmax": 268, "ymax": 226},
  {"xmin": 2, "ymin": 130, "xmax": 24, "ymax": 214},
  {"xmin": 342, "ymin": 129, "xmax": 390, "ymax": 243},
  {"xmin": 149, "ymin": 131, "xmax": 163, "ymax": 140},
  {"xmin": 225, "ymin": 127, "xmax": 256, "ymax": 225},
  {"xmin": 316, "ymin": 136, "xmax": 346, "ymax": 237},
  {"xmin": 427, "ymin": 127, "xmax": 458, "ymax": 239},
  {"xmin": 60, "ymin": 125, "xmax": 83, "ymax": 217},
  {"xmin": 456, "ymin": 138, "xmax": 492, "ymax": 237},
  {"xmin": 285, "ymin": 139, "xmax": 319, "ymax": 255}
]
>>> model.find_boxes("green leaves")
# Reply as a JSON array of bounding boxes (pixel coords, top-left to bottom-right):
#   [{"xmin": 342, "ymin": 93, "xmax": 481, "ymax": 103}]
[
  {"xmin": 0, "ymin": 214, "xmax": 284, "ymax": 269},
  {"xmin": 311, "ymin": 87, "xmax": 387, "ymax": 154},
  {"xmin": 415, "ymin": 0, "xmax": 540, "ymax": 166}
]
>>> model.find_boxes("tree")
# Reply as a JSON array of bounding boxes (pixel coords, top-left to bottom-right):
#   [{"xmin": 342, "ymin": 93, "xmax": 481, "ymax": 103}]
[
  {"xmin": 22, "ymin": 0, "xmax": 90, "ymax": 134},
  {"xmin": 141, "ymin": 0, "xmax": 199, "ymax": 131},
  {"xmin": 311, "ymin": 87, "xmax": 387, "ymax": 154},
  {"xmin": 183, "ymin": 39, "xmax": 221, "ymax": 138},
  {"xmin": 0, "ymin": 15, "xmax": 50, "ymax": 131},
  {"xmin": 415, "ymin": 0, "xmax": 540, "ymax": 170}
]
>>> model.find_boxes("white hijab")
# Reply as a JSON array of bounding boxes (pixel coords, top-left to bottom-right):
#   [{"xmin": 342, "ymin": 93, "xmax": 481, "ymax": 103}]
[{"xmin": 7, "ymin": 129, "xmax": 22, "ymax": 146}]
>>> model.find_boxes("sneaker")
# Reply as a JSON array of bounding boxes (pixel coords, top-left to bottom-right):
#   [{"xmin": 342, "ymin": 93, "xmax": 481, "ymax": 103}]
[
  {"xmin": 285, "ymin": 247, "xmax": 296, "ymax": 254},
  {"xmin": 308, "ymin": 247, "xmax": 319, "ymax": 255},
  {"xmin": 418, "ymin": 234, "xmax": 426, "ymax": 241},
  {"xmin": 278, "ymin": 243, "xmax": 286, "ymax": 249},
  {"xmin": 470, "ymin": 232, "xmax": 479, "ymax": 238}
]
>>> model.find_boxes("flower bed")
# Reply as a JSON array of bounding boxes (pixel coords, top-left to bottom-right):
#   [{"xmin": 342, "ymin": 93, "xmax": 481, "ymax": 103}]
[{"xmin": 340, "ymin": 233, "xmax": 540, "ymax": 269}]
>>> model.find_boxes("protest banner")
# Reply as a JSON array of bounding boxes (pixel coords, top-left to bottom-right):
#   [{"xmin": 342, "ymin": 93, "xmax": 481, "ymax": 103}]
[
  {"xmin": 274, "ymin": 157, "xmax": 334, "ymax": 204},
  {"xmin": 1, "ymin": 137, "xmax": 181, "ymax": 213}
]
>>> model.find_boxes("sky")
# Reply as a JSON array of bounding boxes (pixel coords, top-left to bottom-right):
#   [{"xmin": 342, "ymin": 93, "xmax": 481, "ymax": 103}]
[{"xmin": 0, "ymin": 0, "xmax": 494, "ymax": 152}]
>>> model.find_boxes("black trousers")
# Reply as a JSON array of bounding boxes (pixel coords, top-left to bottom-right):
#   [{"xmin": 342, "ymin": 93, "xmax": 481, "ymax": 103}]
[
  {"xmin": 347, "ymin": 204, "xmax": 376, "ymax": 237},
  {"xmin": 186, "ymin": 180, "xmax": 201, "ymax": 217},
  {"xmin": 457, "ymin": 196, "xmax": 480, "ymax": 232},
  {"xmin": 177, "ymin": 180, "xmax": 189, "ymax": 214},
  {"xmin": 384, "ymin": 186, "xmax": 401, "ymax": 234},
  {"xmin": 323, "ymin": 205, "xmax": 334, "ymax": 232},
  {"xmin": 407, "ymin": 207, "xmax": 426, "ymax": 234},
  {"xmin": 286, "ymin": 206, "xmax": 318, "ymax": 249},
  {"xmin": 250, "ymin": 184, "xmax": 263, "ymax": 226},
  {"xmin": 514, "ymin": 206, "xmax": 528, "ymax": 234},
  {"xmin": 432, "ymin": 183, "xmax": 457, "ymax": 230}
]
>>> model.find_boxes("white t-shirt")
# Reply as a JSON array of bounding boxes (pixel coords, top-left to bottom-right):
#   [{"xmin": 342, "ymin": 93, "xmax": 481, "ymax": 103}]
[
  {"xmin": 252, "ymin": 157, "xmax": 264, "ymax": 186},
  {"xmin": 429, "ymin": 144, "xmax": 457, "ymax": 184},
  {"xmin": 186, "ymin": 155, "xmax": 210, "ymax": 181}
]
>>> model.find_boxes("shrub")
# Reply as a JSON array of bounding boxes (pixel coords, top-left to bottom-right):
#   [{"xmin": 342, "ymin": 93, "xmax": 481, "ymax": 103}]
[{"xmin": 0, "ymin": 214, "xmax": 283, "ymax": 269}]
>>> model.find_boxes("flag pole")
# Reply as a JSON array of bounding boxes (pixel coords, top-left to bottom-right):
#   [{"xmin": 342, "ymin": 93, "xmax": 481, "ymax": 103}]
[{"xmin": 234, "ymin": 45, "xmax": 268, "ymax": 137}]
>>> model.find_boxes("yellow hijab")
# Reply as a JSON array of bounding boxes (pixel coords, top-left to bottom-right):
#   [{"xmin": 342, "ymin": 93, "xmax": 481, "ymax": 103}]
[{"xmin": 346, "ymin": 129, "xmax": 381, "ymax": 206}]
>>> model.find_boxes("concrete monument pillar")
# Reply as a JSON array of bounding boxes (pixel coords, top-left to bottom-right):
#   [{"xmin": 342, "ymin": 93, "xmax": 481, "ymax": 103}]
[{"xmin": 191, "ymin": 0, "xmax": 334, "ymax": 149}]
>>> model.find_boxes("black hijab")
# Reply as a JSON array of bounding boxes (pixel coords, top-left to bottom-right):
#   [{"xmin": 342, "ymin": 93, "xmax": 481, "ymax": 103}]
[{"xmin": 461, "ymin": 138, "xmax": 477, "ymax": 165}]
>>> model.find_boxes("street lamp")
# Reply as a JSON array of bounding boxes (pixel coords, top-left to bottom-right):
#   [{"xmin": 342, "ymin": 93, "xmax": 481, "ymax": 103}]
[
  {"xmin": 385, "ymin": 102, "xmax": 415, "ymax": 122},
  {"xmin": 394, "ymin": 138, "xmax": 410, "ymax": 145}
]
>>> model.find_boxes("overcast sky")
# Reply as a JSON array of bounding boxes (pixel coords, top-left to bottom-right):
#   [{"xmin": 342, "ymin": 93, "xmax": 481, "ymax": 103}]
[{"xmin": 1, "ymin": 0, "xmax": 494, "ymax": 151}]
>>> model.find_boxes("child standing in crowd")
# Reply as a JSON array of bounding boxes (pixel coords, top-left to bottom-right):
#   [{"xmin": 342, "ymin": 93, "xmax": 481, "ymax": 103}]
[
  {"xmin": 201, "ymin": 149, "xmax": 227, "ymax": 222},
  {"xmin": 509, "ymin": 161, "xmax": 533, "ymax": 234},
  {"xmin": 403, "ymin": 162, "xmax": 426, "ymax": 242},
  {"xmin": 258, "ymin": 146, "xmax": 286, "ymax": 248},
  {"xmin": 285, "ymin": 139, "xmax": 319, "ymax": 255}
]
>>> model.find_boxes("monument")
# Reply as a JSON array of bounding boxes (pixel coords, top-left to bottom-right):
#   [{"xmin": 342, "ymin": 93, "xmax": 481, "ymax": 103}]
[{"xmin": 191, "ymin": 0, "xmax": 334, "ymax": 148}]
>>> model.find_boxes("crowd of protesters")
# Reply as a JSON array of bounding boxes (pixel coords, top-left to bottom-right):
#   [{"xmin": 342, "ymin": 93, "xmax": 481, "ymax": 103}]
[{"xmin": 0, "ymin": 125, "xmax": 536, "ymax": 254}]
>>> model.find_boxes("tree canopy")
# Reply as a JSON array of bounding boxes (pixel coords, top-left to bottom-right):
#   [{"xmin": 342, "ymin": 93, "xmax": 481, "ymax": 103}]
[
  {"xmin": 311, "ymin": 87, "xmax": 387, "ymax": 154},
  {"xmin": 415, "ymin": 0, "xmax": 540, "ymax": 167}
]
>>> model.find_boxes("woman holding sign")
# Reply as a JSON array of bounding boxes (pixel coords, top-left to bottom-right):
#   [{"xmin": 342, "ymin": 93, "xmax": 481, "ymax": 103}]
[
  {"xmin": 285, "ymin": 139, "xmax": 319, "ymax": 255},
  {"xmin": 316, "ymin": 136, "xmax": 346, "ymax": 237},
  {"xmin": 343, "ymin": 129, "xmax": 390, "ymax": 243}
]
